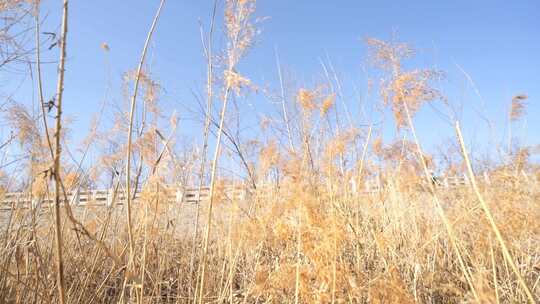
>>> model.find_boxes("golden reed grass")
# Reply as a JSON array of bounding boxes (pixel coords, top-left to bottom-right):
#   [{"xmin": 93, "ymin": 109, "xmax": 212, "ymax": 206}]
[{"xmin": 0, "ymin": 1, "xmax": 538, "ymax": 303}]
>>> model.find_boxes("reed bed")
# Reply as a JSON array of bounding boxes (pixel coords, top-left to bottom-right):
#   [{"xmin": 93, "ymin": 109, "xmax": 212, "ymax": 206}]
[{"xmin": 0, "ymin": 0, "xmax": 539, "ymax": 303}]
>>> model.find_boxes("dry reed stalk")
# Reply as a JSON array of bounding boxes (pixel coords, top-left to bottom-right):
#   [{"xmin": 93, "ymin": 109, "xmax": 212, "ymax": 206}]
[
  {"xmin": 217, "ymin": 203, "xmax": 244, "ymax": 303},
  {"xmin": 275, "ymin": 47, "xmax": 295, "ymax": 152},
  {"xmin": 327, "ymin": 55, "xmax": 354, "ymax": 128},
  {"xmin": 330, "ymin": 181, "xmax": 337, "ymax": 304},
  {"xmin": 197, "ymin": 1, "xmax": 256, "ymax": 302},
  {"xmin": 197, "ymin": 70, "xmax": 233, "ymax": 304},
  {"xmin": 33, "ymin": 8, "xmax": 54, "ymax": 304},
  {"xmin": 118, "ymin": 2, "xmax": 165, "ymax": 303},
  {"xmin": 320, "ymin": 59, "xmax": 342, "ymax": 142},
  {"xmin": 294, "ymin": 203, "xmax": 301, "ymax": 304},
  {"xmin": 123, "ymin": 0, "xmax": 165, "ymax": 291},
  {"xmin": 34, "ymin": 5, "xmax": 54, "ymax": 161},
  {"xmin": 140, "ymin": 192, "xmax": 150, "ymax": 303},
  {"xmin": 455, "ymin": 121, "xmax": 536, "ymax": 303},
  {"xmin": 37, "ymin": 7, "xmax": 120, "ymax": 297},
  {"xmin": 489, "ymin": 236, "xmax": 501, "ymax": 303},
  {"xmin": 355, "ymin": 126, "xmax": 371, "ymax": 272},
  {"xmin": 400, "ymin": 94, "xmax": 481, "ymax": 302},
  {"xmin": 52, "ymin": 1, "xmax": 69, "ymax": 303},
  {"xmin": 190, "ymin": 1, "xmax": 218, "ymax": 296}
]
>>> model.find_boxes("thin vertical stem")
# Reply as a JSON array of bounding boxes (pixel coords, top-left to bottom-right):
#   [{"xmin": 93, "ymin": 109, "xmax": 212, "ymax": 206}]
[
  {"xmin": 294, "ymin": 203, "xmax": 301, "ymax": 304},
  {"xmin": 190, "ymin": 0, "xmax": 218, "ymax": 294},
  {"xmin": 275, "ymin": 47, "xmax": 294, "ymax": 152},
  {"xmin": 35, "ymin": 5, "xmax": 54, "ymax": 161},
  {"xmin": 197, "ymin": 2, "xmax": 252, "ymax": 301},
  {"xmin": 197, "ymin": 84, "xmax": 232, "ymax": 304},
  {"xmin": 52, "ymin": 1, "xmax": 69, "ymax": 303},
  {"xmin": 125, "ymin": 0, "xmax": 165, "ymax": 267},
  {"xmin": 489, "ymin": 237, "xmax": 501, "ymax": 304},
  {"xmin": 455, "ymin": 121, "xmax": 535, "ymax": 303}
]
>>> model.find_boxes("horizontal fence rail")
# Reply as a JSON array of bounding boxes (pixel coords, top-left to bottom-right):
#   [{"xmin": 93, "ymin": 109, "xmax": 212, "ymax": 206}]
[
  {"xmin": 351, "ymin": 173, "xmax": 472, "ymax": 194},
  {"xmin": 1, "ymin": 171, "xmax": 535, "ymax": 211},
  {"xmin": 0, "ymin": 186, "xmax": 247, "ymax": 210}
]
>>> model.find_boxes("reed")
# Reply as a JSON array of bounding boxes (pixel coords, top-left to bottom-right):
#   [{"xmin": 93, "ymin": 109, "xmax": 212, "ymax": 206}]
[{"xmin": 0, "ymin": 1, "xmax": 538, "ymax": 303}]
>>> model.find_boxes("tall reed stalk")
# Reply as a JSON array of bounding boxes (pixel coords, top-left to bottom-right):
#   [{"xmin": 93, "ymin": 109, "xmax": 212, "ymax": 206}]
[
  {"xmin": 455, "ymin": 121, "xmax": 536, "ymax": 303},
  {"xmin": 52, "ymin": 1, "xmax": 69, "ymax": 303},
  {"xmin": 190, "ymin": 0, "xmax": 218, "ymax": 294},
  {"xmin": 197, "ymin": 1, "xmax": 255, "ymax": 302},
  {"xmin": 124, "ymin": 0, "xmax": 165, "ymax": 268},
  {"xmin": 122, "ymin": 1, "xmax": 165, "ymax": 302}
]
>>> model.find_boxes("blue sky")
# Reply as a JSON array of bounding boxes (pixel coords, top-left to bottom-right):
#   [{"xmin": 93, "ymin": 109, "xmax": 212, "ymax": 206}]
[{"xmin": 4, "ymin": 0, "xmax": 540, "ymax": 165}]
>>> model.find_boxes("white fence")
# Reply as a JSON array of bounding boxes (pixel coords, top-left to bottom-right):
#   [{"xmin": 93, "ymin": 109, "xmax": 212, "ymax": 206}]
[
  {"xmin": 0, "ymin": 186, "xmax": 247, "ymax": 210},
  {"xmin": 1, "ymin": 172, "xmax": 525, "ymax": 210},
  {"xmin": 352, "ymin": 173, "xmax": 472, "ymax": 194}
]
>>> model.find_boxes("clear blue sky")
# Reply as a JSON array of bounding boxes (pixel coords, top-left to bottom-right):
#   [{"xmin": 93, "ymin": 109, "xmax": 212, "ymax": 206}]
[{"xmin": 5, "ymin": 0, "xmax": 540, "ymax": 164}]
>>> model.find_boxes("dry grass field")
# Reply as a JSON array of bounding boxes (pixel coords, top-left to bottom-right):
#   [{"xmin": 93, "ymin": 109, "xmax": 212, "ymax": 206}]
[{"xmin": 0, "ymin": 0, "xmax": 539, "ymax": 303}]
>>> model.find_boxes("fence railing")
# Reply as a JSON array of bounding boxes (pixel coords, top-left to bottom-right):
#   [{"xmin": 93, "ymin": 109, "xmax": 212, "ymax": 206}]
[
  {"xmin": 353, "ymin": 173, "xmax": 472, "ymax": 194},
  {"xmin": 1, "ymin": 172, "xmax": 533, "ymax": 210},
  {"xmin": 0, "ymin": 185, "xmax": 247, "ymax": 210}
]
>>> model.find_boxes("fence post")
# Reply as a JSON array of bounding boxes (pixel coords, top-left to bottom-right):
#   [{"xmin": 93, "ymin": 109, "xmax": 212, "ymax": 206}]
[
  {"xmin": 106, "ymin": 188, "xmax": 113, "ymax": 207},
  {"xmin": 71, "ymin": 188, "xmax": 80, "ymax": 205},
  {"xmin": 31, "ymin": 196, "xmax": 42, "ymax": 209},
  {"xmin": 176, "ymin": 188, "xmax": 184, "ymax": 204}
]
